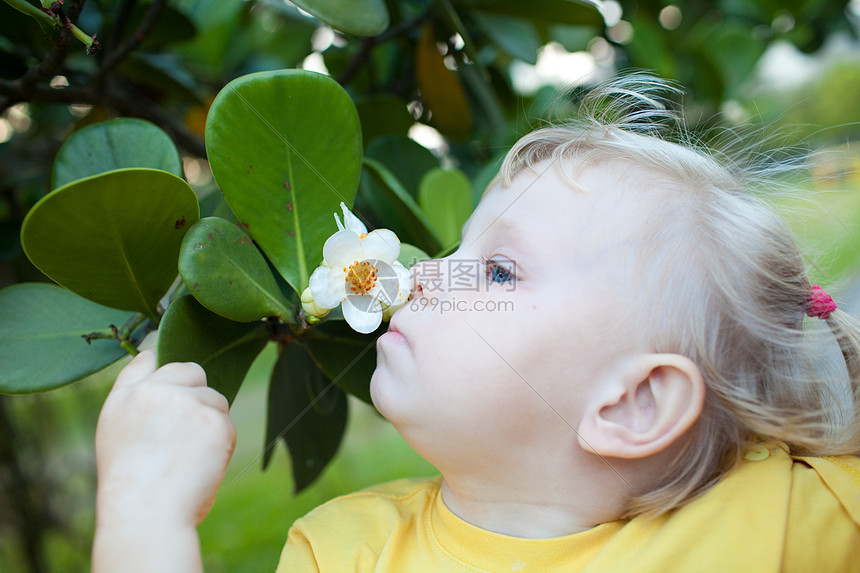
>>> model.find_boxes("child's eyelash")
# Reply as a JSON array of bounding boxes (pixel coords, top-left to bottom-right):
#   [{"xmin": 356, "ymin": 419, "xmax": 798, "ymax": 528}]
[{"xmin": 481, "ymin": 256, "xmax": 516, "ymax": 284}]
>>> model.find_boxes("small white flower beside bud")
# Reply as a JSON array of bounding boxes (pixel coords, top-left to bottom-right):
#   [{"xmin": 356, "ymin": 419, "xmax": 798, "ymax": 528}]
[{"xmin": 306, "ymin": 203, "xmax": 410, "ymax": 334}]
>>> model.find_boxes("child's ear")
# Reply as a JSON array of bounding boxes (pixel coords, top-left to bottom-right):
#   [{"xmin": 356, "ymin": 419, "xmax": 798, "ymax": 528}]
[{"xmin": 577, "ymin": 355, "xmax": 705, "ymax": 459}]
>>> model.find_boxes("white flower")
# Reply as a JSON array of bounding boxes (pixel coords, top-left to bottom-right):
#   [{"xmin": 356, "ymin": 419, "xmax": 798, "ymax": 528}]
[{"xmin": 307, "ymin": 203, "xmax": 411, "ymax": 334}]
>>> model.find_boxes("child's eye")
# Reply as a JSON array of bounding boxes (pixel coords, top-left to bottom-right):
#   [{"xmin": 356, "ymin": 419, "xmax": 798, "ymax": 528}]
[{"xmin": 483, "ymin": 257, "xmax": 516, "ymax": 284}]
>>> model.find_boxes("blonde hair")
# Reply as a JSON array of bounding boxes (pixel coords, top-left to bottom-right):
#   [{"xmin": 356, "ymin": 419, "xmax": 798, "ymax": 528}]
[{"xmin": 498, "ymin": 74, "xmax": 860, "ymax": 517}]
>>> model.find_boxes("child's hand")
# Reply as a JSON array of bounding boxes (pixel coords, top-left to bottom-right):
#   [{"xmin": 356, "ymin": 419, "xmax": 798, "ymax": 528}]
[{"xmin": 94, "ymin": 350, "xmax": 237, "ymax": 529}]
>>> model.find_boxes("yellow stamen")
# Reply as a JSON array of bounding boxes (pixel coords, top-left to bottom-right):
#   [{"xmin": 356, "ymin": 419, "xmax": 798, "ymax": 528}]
[{"xmin": 344, "ymin": 260, "xmax": 379, "ymax": 295}]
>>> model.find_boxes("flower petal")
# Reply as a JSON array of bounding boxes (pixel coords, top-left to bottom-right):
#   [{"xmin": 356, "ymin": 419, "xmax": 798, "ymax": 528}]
[
  {"xmin": 342, "ymin": 295, "xmax": 383, "ymax": 334},
  {"xmin": 323, "ymin": 230, "xmax": 362, "ymax": 269},
  {"xmin": 391, "ymin": 261, "xmax": 412, "ymax": 304},
  {"xmin": 340, "ymin": 202, "xmax": 368, "ymax": 235},
  {"xmin": 309, "ymin": 266, "xmax": 347, "ymax": 309},
  {"xmin": 360, "ymin": 228, "xmax": 400, "ymax": 263}
]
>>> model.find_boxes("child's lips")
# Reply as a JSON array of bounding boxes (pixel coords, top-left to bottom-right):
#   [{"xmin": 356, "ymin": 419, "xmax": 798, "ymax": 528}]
[{"xmin": 380, "ymin": 320, "xmax": 408, "ymax": 346}]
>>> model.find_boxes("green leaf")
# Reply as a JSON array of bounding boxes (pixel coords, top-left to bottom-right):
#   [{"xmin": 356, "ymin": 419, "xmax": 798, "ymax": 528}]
[
  {"xmin": 21, "ymin": 169, "xmax": 200, "ymax": 320},
  {"xmin": 290, "ymin": 0, "xmax": 389, "ymax": 36},
  {"xmin": 365, "ymin": 136, "xmax": 439, "ymax": 198},
  {"xmin": 624, "ymin": 16, "xmax": 679, "ymax": 80},
  {"xmin": 264, "ymin": 341, "xmax": 347, "ymax": 492},
  {"xmin": 418, "ymin": 167, "xmax": 474, "ymax": 248},
  {"xmin": 468, "ymin": 0, "xmax": 605, "ymax": 27},
  {"xmin": 52, "ymin": 119, "xmax": 183, "ymax": 188},
  {"xmin": 362, "ymin": 158, "xmax": 443, "ymax": 255},
  {"xmin": 157, "ymin": 295, "xmax": 269, "ymax": 404},
  {"xmin": 549, "ymin": 24, "xmax": 600, "ymax": 53},
  {"xmin": 179, "ymin": 217, "xmax": 294, "ymax": 323},
  {"xmin": 356, "ymin": 95, "xmax": 414, "ymax": 146},
  {"xmin": 699, "ymin": 24, "xmax": 767, "ymax": 95},
  {"xmin": 119, "ymin": 53, "xmax": 204, "ymax": 105},
  {"xmin": 0, "ymin": 283, "xmax": 134, "ymax": 394},
  {"xmin": 205, "ymin": 69, "xmax": 363, "ymax": 294},
  {"xmin": 398, "ymin": 243, "xmax": 431, "ymax": 268},
  {"xmin": 172, "ymin": 1, "xmax": 245, "ymax": 69},
  {"xmin": 356, "ymin": 136, "xmax": 439, "ymax": 242},
  {"xmin": 473, "ymin": 13, "xmax": 541, "ymax": 64},
  {"xmin": 305, "ymin": 319, "xmax": 379, "ymax": 404},
  {"xmin": 2, "ymin": 0, "xmax": 57, "ymax": 35}
]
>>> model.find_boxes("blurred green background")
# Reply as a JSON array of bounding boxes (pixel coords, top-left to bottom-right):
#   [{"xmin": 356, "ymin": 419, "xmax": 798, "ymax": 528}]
[{"xmin": 2, "ymin": 0, "xmax": 860, "ymax": 571}]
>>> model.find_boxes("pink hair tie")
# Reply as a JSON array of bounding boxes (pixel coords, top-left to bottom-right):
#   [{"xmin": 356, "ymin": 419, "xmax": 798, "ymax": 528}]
[{"xmin": 806, "ymin": 285, "xmax": 837, "ymax": 320}]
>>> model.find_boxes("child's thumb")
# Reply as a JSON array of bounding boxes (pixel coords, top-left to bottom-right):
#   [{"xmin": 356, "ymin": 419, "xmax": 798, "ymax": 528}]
[{"xmin": 113, "ymin": 349, "xmax": 157, "ymax": 388}]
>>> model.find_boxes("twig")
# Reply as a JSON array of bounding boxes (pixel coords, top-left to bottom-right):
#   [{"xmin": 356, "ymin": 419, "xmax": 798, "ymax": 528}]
[
  {"xmin": 99, "ymin": 0, "xmax": 165, "ymax": 77},
  {"xmin": 82, "ymin": 312, "xmax": 150, "ymax": 356}
]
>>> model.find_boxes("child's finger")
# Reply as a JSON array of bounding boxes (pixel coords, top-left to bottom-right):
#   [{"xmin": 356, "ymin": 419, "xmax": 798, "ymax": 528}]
[
  {"xmin": 148, "ymin": 361, "xmax": 208, "ymax": 388},
  {"xmin": 194, "ymin": 386, "xmax": 231, "ymax": 415},
  {"xmin": 113, "ymin": 349, "xmax": 158, "ymax": 388}
]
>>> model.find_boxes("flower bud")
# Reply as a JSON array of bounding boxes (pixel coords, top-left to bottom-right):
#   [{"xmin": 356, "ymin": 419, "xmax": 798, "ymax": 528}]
[{"xmin": 301, "ymin": 287, "xmax": 330, "ymax": 318}]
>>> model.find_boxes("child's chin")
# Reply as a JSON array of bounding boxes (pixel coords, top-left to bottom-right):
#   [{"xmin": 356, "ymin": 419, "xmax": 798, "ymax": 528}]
[
  {"xmin": 369, "ymin": 368, "xmax": 410, "ymax": 424},
  {"xmin": 369, "ymin": 368, "xmax": 392, "ymax": 414}
]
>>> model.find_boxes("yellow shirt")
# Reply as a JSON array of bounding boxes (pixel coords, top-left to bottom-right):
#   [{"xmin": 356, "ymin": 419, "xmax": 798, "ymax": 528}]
[{"xmin": 276, "ymin": 445, "xmax": 860, "ymax": 572}]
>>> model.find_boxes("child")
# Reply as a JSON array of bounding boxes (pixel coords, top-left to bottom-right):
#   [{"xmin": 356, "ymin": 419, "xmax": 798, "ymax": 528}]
[{"xmin": 92, "ymin": 77, "xmax": 860, "ymax": 572}]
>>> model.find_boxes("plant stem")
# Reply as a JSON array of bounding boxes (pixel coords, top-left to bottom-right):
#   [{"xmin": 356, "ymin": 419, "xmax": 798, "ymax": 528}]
[
  {"xmin": 119, "ymin": 312, "xmax": 149, "ymax": 339},
  {"xmin": 3, "ymin": 0, "xmax": 55, "ymax": 27},
  {"xmin": 120, "ymin": 339, "xmax": 139, "ymax": 356},
  {"xmin": 2, "ymin": 0, "xmax": 98, "ymax": 52},
  {"xmin": 81, "ymin": 312, "xmax": 149, "ymax": 356},
  {"xmin": 69, "ymin": 22, "xmax": 96, "ymax": 53}
]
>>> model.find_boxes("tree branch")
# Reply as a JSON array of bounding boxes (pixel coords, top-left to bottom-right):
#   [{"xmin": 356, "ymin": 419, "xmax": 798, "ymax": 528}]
[
  {"xmin": 99, "ymin": 0, "xmax": 166, "ymax": 77},
  {"xmin": 0, "ymin": 0, "xmax": 96, "ymax": 113},
  {"xmin": 0, "ymin": 30, "xmax": 73, "ymax": 113},
  {"xmin": 0, "ymin": 81, "xmax": 206, "ymax": 156}
]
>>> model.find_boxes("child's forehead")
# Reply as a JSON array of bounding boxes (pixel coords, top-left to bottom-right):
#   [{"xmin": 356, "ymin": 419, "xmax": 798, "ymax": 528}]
[
  {"xmin": 467, "ymin": 160, "xmax": 667, "ymax": 263},
  {"xmin": 475, "ymin": 159, "xmax": 663, "ymax": 230}
]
